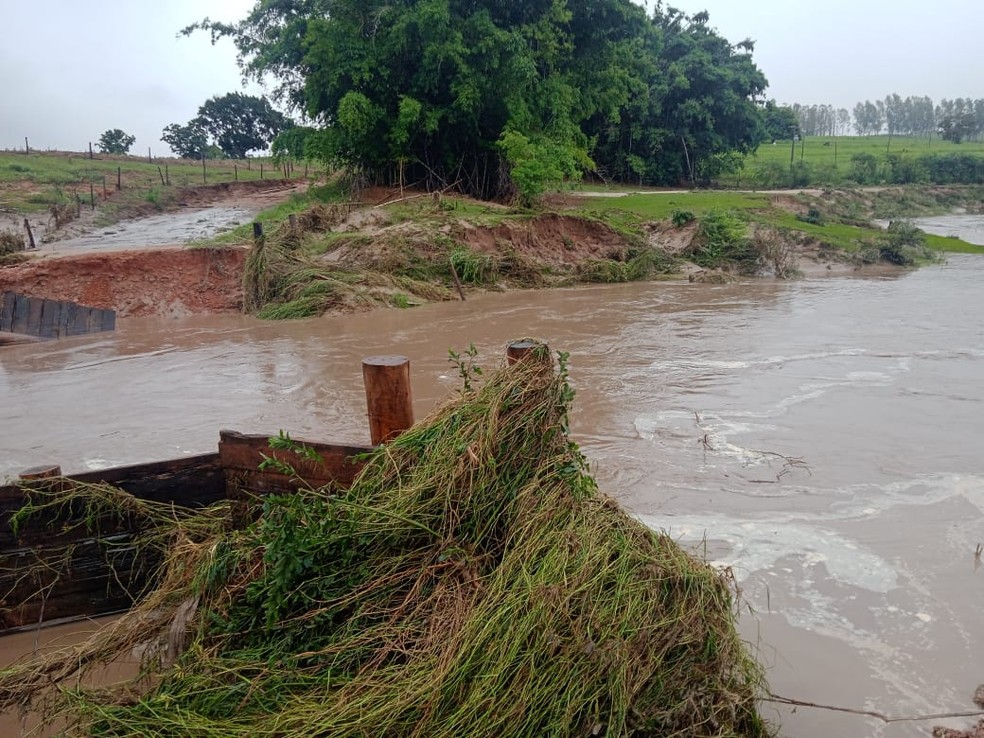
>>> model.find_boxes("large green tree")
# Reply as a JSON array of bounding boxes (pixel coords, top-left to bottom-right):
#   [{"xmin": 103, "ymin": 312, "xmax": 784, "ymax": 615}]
[
  {"xmin": 161, "ymin": 120, "xmax": 209, "ymax": 159},
  {"xmin": 185, "ymin": 0, "xmax": 768, "ymax": 196},
  {"xmin": 197, "ymin": 93, "xmax": 293, "ymax": 159},
  {"xmin": 97, "ymin": 128, "xmax": 136, "ymax": 154}
]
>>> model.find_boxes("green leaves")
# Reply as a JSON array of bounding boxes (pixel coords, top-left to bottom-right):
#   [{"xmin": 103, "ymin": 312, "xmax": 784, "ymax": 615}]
[{"xmin": 184, "ymin": 1, "xmax": 768, "ymax": 195}]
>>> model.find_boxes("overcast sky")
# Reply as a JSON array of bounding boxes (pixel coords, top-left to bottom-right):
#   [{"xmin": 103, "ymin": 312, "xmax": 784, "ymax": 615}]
[{"xmin": 2, "ymin": 0, "xmax": 982, "ymax": 155}]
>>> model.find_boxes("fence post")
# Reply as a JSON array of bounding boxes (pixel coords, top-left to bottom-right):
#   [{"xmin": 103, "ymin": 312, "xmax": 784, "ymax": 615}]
[
  {"xmin": 506, "ymin": 339, "xmax": 547, "ymax": 365},
  {"xmin": 20, "ymin": 465, "xmax": 62, "ymax": 481},
  {"xmin": 362, "ymin": 356, "xmax": 415, "ymax": 445},
  {"xmin": 23, "ymin": 219, "xmax": 36, "ymax": 249}
]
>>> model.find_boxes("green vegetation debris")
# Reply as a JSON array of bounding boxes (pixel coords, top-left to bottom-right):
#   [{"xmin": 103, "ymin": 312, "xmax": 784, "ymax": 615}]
[{"xmin": 0, "ymin": 353, "xmax": 769, "ymax": 737}]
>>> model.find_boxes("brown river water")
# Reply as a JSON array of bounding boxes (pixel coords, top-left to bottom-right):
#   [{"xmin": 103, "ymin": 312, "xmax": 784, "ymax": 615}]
[{"xmin": 1, "ymin": 220, "xmax": 982, "ymax": 736}]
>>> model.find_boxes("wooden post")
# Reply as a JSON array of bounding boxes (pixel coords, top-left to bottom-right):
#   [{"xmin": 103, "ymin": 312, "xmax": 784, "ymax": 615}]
[
  {"xmin": 252, "ymin": 222, "xmax": 264, "ymax": 244},
  {"xmin": 158, "ymin": 166, "xmax": 166, "ymax": 186},
  {"xmin": 288, "ymin": 213, "xmax": 297, "ymax": 230},
  {"xmin": 20, "ymin": 464, "xmax": 61, "ymax": 481},
  {"xmin": 24, "ymin": 137, "xmax": 29, "ymax": 154},
  {"xmin": 116, "ymin": 167, "xmax": 122, "ymax": 191},
  {"xmin": 362, "ymin": 356, "xmax": 414, "ymax": 445},
  {"xmin": 448, "ymin": 260, "xmax": 466, "ymax": 301},
  {"xmin": 506, "ymin": 339, "xmax": 546, "ymax": 365},
  {"xmin": 23, "ymin": 218, "xmax": 36, "ymax": 249},
  {"xmin": 90, "ymin": 182, "xmax": 96, "ymax": 210},
  {"xmin": 235, "ymin": 164, "xmax": 238, "ymax": 181},
  {"xmin": 260, "ymin": 163, "xmax": 264, "ymax": 179},
  {"xmin": 88, "ymin": 142, "xmax": 94, "ymax": 159},
  {"xmin": 202, "ymin": 156, "xmax": 207, "ymax": 184}
]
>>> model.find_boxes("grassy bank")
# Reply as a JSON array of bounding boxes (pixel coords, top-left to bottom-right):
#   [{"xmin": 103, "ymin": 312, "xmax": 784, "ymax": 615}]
[
  {"xmin": 0, "ymin": 150, "xmax": 289, "ymax": 215},
  {"xmin": 574, "ymin": 186, "xmax": 983, "ymax": 256},
  {"xmin": 222, "ymin": 178, "xmax": 984, "ymax": 318}
]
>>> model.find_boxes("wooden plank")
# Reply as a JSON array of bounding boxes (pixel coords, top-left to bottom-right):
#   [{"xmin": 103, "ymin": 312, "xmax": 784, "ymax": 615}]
[
  {"xmin": 38, "ymin": 298, "xmax": 62, "ymax": 338},
  {"xmin": 0, "ymin": 539, "xmax": 150, "ymax": 628},
  {"xmin": 10, "ymin": 294, "xmax": 29, "ymax": 334},
  {"xmin": 0, "ymin": 431, "xmax": 369, "ymax": 630},
  {"xmin": 0, "ymin": 454, "xmax": 225, "ymax": 549},
  {"xmin": 0, "ymin": 291, "xmax": 15, "ymax": 332},
  {"xmin": 25, "ymin": 296, "xmax": 45, "ymax": 337},
  {"xmin": 84, "ymin": 307, "xmax": 101, "ymax": 334},
  {"xmin": 62, "ymin": 302, "xmax": 82, "ymax": 336},
  {"xmin": 219, "ymin": 430, "xmax": 371, "ymax": 499},
  {"xmin": 0, "ymin": 454, "xmax": 225, "ymax": 629}
]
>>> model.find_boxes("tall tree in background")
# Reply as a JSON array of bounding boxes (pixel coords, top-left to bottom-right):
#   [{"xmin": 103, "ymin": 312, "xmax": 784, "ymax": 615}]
[
  {"xmin": 161, "ymin": 120, "xmax": 209, "ymax": 159},
  {"xmin": 163, "ymin": 94, "xmax": 292, "ymax": 159},
  {"xmin": 197, "ymin": 93, "xmax": 293, "ymax": 159},
  {"xmin": 97, "ymin": 128, "xmax": 136, "ymax": 154}
]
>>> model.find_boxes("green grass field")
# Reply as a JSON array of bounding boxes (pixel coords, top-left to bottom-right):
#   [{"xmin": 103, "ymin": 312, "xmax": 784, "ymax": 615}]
[
  {"xmin": 752, "ymin": 134, "xmax": 984, "ymax": 167},
  {"xmin": 735, "ymin": 134, "xmax": 984, "ymax": 187},
  {"xmin": 574, "ymin": 187, "xmax": 984, "ymax": 255},
  {"xmin": 0, "ymin": 150, "xmax": 290, "ymax": 213}
]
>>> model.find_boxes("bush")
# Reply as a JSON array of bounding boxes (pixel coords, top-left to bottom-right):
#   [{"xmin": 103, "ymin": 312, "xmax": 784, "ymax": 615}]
[
  {"xmin": 689, "ymin": 210, "xmax": 755, "ymax": 269},
  {"xmin": 918, "ymin": 153, "xmax": 984, "ymax": 184},
  {"xmin": 671, "ymin": 208, "xmax": 695, "ymax": 227},
  {"xmin": 878, "ymin": 220, "xmax": 937, "ymax": 266},
  {"xmin": 0, "ymin": 231, "xmax": 24, "ymax": 255},
  {"xmin": 885, "ymin": 154, "xmax": 927, "ymax": 184},
  {"xmin": 850, "ymin": 153, "xmax": 880, "ymax": 185},
  {"xmin": 797, "ymin": 207, "xmax": 825, "ymax": 226}
]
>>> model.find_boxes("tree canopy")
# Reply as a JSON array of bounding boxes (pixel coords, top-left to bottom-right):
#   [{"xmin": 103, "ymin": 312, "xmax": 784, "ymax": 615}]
[
  {"xmin": 163, "ymin": 93, "xmax": 292, "ymax": 159},
  {"xmin": 185, "ymin": 0, "xmax": 769, "ymax": 197},
  {"xmin": 97, "ymin": 129, "xmax": 136, "ymax": 155}
]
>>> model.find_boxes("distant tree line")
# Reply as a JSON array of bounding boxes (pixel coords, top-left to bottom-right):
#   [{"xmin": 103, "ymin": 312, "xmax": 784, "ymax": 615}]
[
  {"xmin": 785, "ymin": 95, "xmax": 984, "ymax": 143},
  {"xmin": 183, "ymin": 1, "xmax": 771, "ymax": 201}
]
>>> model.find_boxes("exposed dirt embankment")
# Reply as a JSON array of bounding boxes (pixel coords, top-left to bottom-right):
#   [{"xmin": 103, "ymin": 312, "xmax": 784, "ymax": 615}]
[
  {"xmin": 460, "ymin": 214, "xmax": 630, "ymax": 265},
  {"xmin": 0, "ymin": 248, "xmax": 245, "ymax": 318}
]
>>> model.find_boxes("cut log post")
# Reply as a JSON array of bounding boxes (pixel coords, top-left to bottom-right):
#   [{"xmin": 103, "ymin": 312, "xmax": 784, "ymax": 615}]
[
  {"xmin": 449, "ymin": 260, "xmax": 466, "ymax": 301},
  {"xmin": 363, "ymin": 356, "xmax": 414, "ymax": 445},
  {"xmin": 20, "ymin": 465, "xmax": 62, "ymax": 481},
  {"xmin": 23, "ymin": 218, "xmax": 36, "ymax": 249},
  {"xmin": 506, "ymin": 339, "xmax": 546, "ymax": 365}
]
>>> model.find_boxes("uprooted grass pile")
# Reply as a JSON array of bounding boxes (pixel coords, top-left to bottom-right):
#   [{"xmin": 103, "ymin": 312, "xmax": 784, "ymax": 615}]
[{"xmin": 0, "ymin": 349, "xmax": 769, "ymax": 737}]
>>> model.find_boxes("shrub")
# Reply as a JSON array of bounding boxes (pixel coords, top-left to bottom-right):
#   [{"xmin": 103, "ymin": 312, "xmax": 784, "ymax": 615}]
[
  {"xmin": 689, "ymin": 210, "xmax": 755, "ymax": 270},
  {"xmin": 671, "ymin": 208, "xmax": 695, "ymax": 227}
]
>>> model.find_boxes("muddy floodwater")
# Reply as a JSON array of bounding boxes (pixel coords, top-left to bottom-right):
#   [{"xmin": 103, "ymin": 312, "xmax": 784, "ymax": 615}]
[
  {"xmin": 37, "ymin": 205, "xmax": 256, "ymax": 255},
  {"xmin": 2, "ymin": 219, "xmax": 983, "ymax": 736}
]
